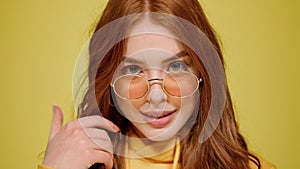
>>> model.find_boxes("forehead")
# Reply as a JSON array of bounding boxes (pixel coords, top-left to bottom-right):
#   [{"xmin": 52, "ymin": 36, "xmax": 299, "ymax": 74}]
[
  {"xmin": 125, "ymin": 34, "xmax": 183, "ymax": 56},
  {"xmin": 124, "ymin": 34, "xmax": 185, "ymax": 67}
]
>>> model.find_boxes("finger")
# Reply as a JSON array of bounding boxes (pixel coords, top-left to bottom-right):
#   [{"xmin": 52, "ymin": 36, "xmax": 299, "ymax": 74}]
[
  {"xmin": 91, "ymin": 138, "xmax": 113, "ymax": 154},
  {"xmin": 79, "ymin": 116, "xmax": 119, "ymax": 132},
  {"xmin": 49, "ymin": 105, "xmax": 64, "ymax": 141},
  {"xmin": 84, "ymin": 128, "xmax": 113, "ymax": 154},
  {"xmin": 85, "ymin": 128, "xmax": 111, "ymax": 140}
]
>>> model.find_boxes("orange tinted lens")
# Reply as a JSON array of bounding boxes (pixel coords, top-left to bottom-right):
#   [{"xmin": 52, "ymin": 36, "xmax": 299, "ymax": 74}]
[
  {"xmin": 128, "ymin": 76, "xmax": 148, "ymax": 99},
  {"xmin": 114, "ymin": 75, "xmax": 148, "ymax": 99},
  {"xmin": 164, "ymin": 74, "xmax": 181, "ymax": 96},
  {"xmin": 164, "ymin": 73, "xmax": 198, "ymax": 97}
]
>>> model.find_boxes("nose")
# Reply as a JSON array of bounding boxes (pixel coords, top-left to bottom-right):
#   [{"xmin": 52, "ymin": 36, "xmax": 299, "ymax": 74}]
[{"xmin": 147, "ymin": 80, "xmax": 167, "ymax": 104}]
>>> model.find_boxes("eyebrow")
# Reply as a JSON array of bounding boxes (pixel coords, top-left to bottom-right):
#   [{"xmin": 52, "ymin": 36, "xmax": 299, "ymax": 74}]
[
  {"xmin": 122, "ymin": 50, "xmax": 188, "ymax": 64},
  {"xmin": 161, "ymin": 50, "xmax": 188, "ymax": 64}
]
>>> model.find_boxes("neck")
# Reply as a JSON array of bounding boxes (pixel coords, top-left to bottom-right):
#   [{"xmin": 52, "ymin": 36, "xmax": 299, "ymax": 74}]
[{"xmin": 126, "ymin": 130, "xmax": 178, "ymax": 158}]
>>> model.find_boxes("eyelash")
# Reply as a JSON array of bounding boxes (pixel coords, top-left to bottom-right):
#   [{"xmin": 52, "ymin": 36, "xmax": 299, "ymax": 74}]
[
  {"xmin": 167, "ymin": 61, "xmax": 189, "ymax": 72},
  {"xmin": 121, "ymin": 65, "xmax": 142, "ymax": 75}
]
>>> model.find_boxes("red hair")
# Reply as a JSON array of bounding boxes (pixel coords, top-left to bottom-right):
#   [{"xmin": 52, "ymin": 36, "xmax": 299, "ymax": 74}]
[{"xmin": 78, "ymin": 0, "xmax": 261, "ymax": 168}]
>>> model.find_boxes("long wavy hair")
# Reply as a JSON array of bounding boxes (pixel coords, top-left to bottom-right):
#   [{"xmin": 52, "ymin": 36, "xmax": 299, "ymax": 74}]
[{"xmin": 78, "ymin": 0, "xmax": 261, "ymax": 168}]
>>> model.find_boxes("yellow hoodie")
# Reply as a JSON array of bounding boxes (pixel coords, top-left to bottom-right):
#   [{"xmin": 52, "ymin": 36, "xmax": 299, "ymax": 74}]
[{"xmin": 38, "ymin": 137, "xmax": 276, "ymax": 169}]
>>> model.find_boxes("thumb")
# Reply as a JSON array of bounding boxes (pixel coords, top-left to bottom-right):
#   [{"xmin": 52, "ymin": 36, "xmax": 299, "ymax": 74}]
[{"xmin": 48, "ymin": 105, "xmax": 64, "ymax": 141}]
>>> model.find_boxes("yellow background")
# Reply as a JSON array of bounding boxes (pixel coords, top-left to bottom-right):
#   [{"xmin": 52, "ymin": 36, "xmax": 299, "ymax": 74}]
[{"xmin": 0, "ymin": 0, "xmax": 299, "ymax": 168}]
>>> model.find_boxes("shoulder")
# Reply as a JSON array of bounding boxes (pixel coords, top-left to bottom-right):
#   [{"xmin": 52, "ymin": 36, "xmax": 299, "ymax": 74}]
[{"xmin": 249, "ymin": 152, "xmax": 276, "ymax": 169}]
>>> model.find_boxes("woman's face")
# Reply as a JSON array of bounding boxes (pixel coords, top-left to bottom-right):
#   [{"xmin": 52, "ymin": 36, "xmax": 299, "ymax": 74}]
[{"xmin": 112, "ymin": 33, "xmax": 200, "ymax": 141}]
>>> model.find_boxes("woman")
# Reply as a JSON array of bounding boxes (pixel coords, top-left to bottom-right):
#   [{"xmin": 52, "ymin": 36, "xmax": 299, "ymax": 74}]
[{"xmin": 40, "ymin": 0, "xmax": 275, "ymax": 169}]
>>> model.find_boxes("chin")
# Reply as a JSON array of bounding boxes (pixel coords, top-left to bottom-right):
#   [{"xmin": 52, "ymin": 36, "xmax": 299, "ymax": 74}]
[{"xmin": 138, "ymin": 125, "xmax": 179, "ymax": 141}]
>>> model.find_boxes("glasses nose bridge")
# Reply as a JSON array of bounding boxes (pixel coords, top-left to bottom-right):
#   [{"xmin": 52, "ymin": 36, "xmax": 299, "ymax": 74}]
[
  {"xmin": 145, "ymin": 69, "xmax": 165, "ymax": 87},
  {"xmin": 148, "ymin": 78, "xmax": 164, "ymax": 87}
]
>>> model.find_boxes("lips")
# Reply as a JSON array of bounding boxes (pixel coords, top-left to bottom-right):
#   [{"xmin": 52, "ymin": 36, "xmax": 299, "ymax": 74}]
[{"xmin": 141, "ymin": 110, "xmax": 176, "ymax": 127}]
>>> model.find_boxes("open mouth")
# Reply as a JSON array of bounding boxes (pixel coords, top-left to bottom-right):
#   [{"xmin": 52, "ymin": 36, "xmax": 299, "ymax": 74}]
[
  {"xmin": 143, "ymin": 111, "xmax": 174, "ymax": 119},
  {"xmin": 141, "ymin": 110, "xmax": 177, "ymax": 127}
]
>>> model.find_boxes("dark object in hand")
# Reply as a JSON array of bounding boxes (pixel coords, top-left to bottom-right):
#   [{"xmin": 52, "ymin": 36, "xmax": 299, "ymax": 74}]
[{"xmin": 89, "ymin": 163, "xmax": 106, "ymax": 169}]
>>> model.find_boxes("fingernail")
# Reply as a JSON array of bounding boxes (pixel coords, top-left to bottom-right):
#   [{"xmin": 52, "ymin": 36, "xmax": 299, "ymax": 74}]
[
  {"xmin": 112, "ymin": 125, "xmax": 120, "ymax": 132},
  {"xmin": 52, "ymin": 105, "xmax": 58, "ymax": 112},
  {"xmin": 107, "ymin": 120, "xmax": 120, "ymax": 132}
]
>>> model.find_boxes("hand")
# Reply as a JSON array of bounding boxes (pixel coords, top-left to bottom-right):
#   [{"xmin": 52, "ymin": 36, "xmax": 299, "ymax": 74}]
[{"xmin": 42, "ymin": 105, "xmax": 120, "ymax": 169}]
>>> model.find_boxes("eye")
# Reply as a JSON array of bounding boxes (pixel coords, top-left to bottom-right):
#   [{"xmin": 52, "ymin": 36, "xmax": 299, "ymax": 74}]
[
  {"xmin": 121, "ymin": 65, "xmax": 142, "ymax": 75},
  {"xmin": 168, "ymin": 61, "xmax": 189, "ymax": 72}
]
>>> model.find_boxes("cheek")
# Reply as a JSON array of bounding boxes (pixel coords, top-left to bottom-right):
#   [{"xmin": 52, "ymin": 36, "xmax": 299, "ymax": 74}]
[
  {"xmin": 130, "ymin": 99, "xmax": 146, "ymax": 111},
  {"xmin": 167, "ymin": 97, "xmax": 181, "ymax": 109},
  {"xmin": 114, "ymin": 97, "xmax": 139, "ymax": 120}
]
